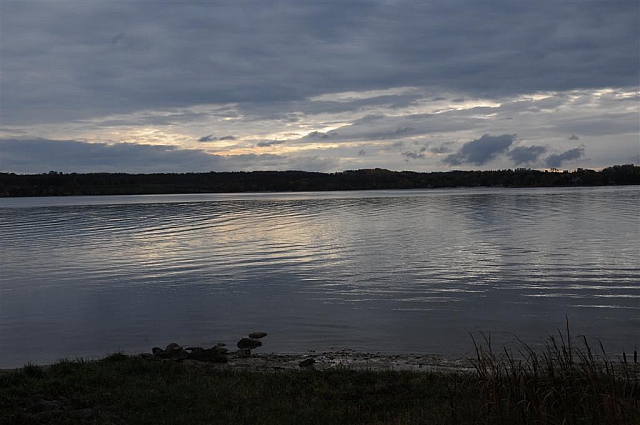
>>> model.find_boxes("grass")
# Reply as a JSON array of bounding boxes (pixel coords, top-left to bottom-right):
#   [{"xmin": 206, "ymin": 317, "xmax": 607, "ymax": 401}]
[
  {"xmin": 0, "ymin": 329, "xmax": 638, "ymax": 425},
  {"xmin": 468, "ymin": 321, "xmax": 639, "ymax": 424}
]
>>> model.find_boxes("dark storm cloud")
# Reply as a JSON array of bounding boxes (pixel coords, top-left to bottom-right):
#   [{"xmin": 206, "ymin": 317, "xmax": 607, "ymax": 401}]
[
  {"xmin": 429, "ymin": 143, "xmax": 452, "ymax": 154},
  {"xmin": 443, "ymin": 134, "xmax": 516, "ymax": 166},
  {"xmin": 402, "ymin": 151, "xmax": 426, "ymax": 160},
  {"xmin": 198, "ymin": 134, "xmax": 216, "ymax": 142},
  {"xmin": 401, "ymin": 144, "xmax": 431, "ymax": 160},
  {"xmin": 507, "ymin": 145, "xmax": 547, "ymax": 165},
  {"xmin": 197, "ymin": 134, "xmax": 236, "ymax": 142},
  {"xmin": 3, "ymin": 1, "xmax": 638, "ymax": 125},
  {"xmin": 304, "ymin": 131, "xmax": 331, "ymax": 140},
  {"xmin": 569, "ymin": 134, "xmax": 580, "ymax": 140},
  {"xmin": 0, "ymin": 138, "xmax": 287, "ymax": 173},
  {"xmin": 545, "ymin": 147, "xmax": 585, "ymax": 168},
  {"xmin": 256, "ymin": 140, "xmax": 287, "ymax": 148}
]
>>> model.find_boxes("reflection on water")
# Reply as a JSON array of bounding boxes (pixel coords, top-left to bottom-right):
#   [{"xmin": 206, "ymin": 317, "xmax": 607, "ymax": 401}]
[{"xmin": 1, "ymin": 186, "xmax": 639, "ymax": 367}]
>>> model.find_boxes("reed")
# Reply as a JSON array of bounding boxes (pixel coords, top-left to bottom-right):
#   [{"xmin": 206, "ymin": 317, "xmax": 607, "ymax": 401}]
[{"xmin": 468, "ymin": 319, "xmax": 638, "ymax": 424}]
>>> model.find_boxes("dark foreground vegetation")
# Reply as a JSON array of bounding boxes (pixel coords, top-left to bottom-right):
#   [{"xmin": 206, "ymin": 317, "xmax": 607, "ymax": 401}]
[
  {"xmin": 1, "ymin": 333, "xmax": 637, "ymax": 424},
  {"xmin": 1, "ymin": 164, "xmax": 638, "ymax": 197}
]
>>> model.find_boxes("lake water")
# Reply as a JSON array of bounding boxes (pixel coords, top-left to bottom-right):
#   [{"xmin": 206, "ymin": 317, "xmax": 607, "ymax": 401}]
[{"xmin": 1, "ymin": 186, "xmax": 638, "ymax": 368}]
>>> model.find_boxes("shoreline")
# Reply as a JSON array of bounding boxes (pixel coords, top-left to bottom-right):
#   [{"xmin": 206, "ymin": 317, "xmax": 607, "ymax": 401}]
[
  {"xmin": 0, "ymin": 349, "xmax": 473, "ymax": 375},
  {"xmin": 2, "ymin": 347, "xmax": 637, "ymax": 424}
]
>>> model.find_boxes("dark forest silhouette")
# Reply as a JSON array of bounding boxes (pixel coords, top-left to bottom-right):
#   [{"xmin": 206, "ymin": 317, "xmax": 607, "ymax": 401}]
[{"xmin": 1, "ymin": 164, "xmax": 638, "ymax": 197}]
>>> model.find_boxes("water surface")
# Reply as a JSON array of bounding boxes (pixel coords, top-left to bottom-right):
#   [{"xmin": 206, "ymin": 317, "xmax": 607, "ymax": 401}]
[{"xmin": 1, "ymin": 186, "xmax": 638, "ymax": 367}]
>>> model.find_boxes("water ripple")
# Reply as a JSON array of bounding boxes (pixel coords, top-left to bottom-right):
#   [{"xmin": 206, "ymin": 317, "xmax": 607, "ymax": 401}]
[{"xmin": 1, "ymin": 186, "xmax": 638, "ymax": 367}]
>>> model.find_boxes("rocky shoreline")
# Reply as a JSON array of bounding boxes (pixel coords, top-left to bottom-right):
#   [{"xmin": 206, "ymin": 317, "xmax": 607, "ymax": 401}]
[
  {"xmin": 0, "ymin": 333, "xmax": 474, "ymax": 374},
  {"xmin": 136, "ymin": 333, "xmax": 473, "ymax": 373}
]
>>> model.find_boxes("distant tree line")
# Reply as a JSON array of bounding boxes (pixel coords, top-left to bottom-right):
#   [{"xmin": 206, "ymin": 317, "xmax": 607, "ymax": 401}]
[{"xmin": 0, "ymin": 165, "xmax": 638, "ymax": 197}]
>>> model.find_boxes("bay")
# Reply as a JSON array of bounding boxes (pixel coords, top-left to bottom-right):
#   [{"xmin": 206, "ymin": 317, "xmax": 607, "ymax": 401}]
[{"xmin": 1, "ymin": 186, "xmax": 638, "ymax": 368}]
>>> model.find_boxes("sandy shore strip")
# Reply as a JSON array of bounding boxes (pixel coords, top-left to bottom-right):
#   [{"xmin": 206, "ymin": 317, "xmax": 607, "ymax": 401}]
[{"xmin": 196, "ymin": 350, "xmax": 474, "ymax": 373}]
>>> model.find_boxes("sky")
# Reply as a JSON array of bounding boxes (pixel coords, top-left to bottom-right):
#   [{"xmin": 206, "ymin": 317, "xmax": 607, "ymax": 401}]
[{"xmin": 1, "ymin": 0, "xmax": 639, "ymax": 174}]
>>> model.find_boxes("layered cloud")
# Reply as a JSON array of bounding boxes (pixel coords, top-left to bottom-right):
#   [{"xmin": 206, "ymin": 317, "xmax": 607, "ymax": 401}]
[
  {"xmin": 256, "ymin": 140, "xmax": 287, "ymax": 148},
  {"xmin": 198, "ymin": 135, "xmax": 236, "ymax": 143},
  {"xmin": 1, "ymin": 1, "xmax": 638, "ymax": 173},
  {"xmin": 3, "ymin": 1, "xmax": 638, "ymax": 126},
  {"xmin": 0, "ymin": 139, "xmax": 338, "ymax": 173}
]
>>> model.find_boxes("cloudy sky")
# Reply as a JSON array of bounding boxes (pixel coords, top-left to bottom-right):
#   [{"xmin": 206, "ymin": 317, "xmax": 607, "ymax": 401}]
[{"xmin": 1, "ymin": 1, "xmax": 638, "ymax": 173}]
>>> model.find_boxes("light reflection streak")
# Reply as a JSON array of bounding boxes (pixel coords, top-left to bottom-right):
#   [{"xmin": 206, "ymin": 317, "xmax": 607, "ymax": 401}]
[{"xmin": 569, "ymin": 305, "xmax": 640, "ymax": 310}]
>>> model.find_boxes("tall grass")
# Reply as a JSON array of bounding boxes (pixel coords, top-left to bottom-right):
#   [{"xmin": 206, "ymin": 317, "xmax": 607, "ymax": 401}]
[{"xmin": 469, "ymin": 320, "xmax": 638, "ymax": 424}]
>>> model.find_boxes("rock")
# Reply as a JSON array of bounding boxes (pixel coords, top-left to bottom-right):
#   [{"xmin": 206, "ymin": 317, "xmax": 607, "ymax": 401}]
[
  {"xmin": 165, "ymin": 342, "xmax": 182, "ymax": 352},
  {"xmin": 299, "ymin": 358, "xmax": 316, "ymax": 367},
  {"xmin": 152, "ymin": 347, "xmax": 164, "ymax": 356},
  {"xmin": 157, "ymin": 344, "xmax": 189, "ymax": 360},
  {"xmin": 214, "ymin": 343, "xmax": 226, "ymax": 348},
  {"xmin": 237, "ymin": 338, "xmax": 262, "ymax": 349},
  {"xmin": 248, "ymin": 332, "xmax": 268, "ymax": 339}
]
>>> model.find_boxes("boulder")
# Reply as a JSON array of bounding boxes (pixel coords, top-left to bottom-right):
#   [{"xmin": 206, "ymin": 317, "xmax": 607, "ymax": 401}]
[
  {"xmin": 237, "ymin": 338, "xmax": 262, "ymax": 350},
  {"xmin": 156, "ymin": 343, "xmax": 188, "ymax": 360},
  {"xmin": 165, "ymin": 342, "xmax": 182, "ymax": 352},
  {"xmin": 152, "ymin": 347, "xmax": 164, "ymax": 356},
  {"xmin": 248, "ymin": 332, "xmax": 268, "ymax": 339}
]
